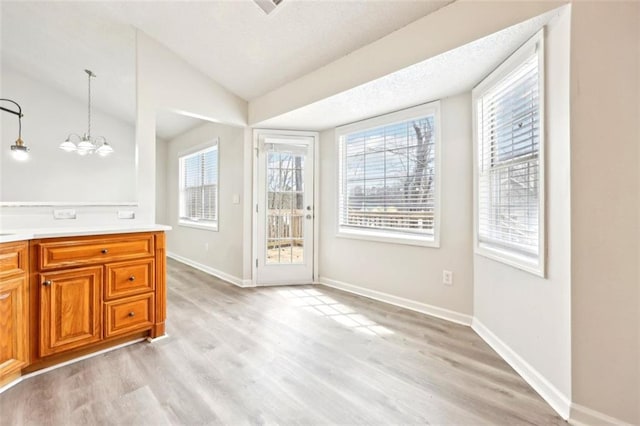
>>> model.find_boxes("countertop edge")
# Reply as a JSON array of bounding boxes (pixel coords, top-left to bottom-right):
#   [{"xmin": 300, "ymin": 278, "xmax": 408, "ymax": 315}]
[{"xmin": 0, "ymin": 225, "xmax": 172, "ymax": 243}]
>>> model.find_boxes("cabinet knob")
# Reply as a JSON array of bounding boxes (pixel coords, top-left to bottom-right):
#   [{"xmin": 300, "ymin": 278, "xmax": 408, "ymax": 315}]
[
  {"xmin": 43, "ymin": 280, "xmax": 52, "ymax": 286},
  {"xmin": 128, "ymin": 311, "xmax": 135, "ymax": 317},
  {"xmin": 128, "ymin": 276, "xmax": 135, "ymax": 281},
  {"xmin": 101, "ymin": 249, "xmax": 108, "ymax": 254}
]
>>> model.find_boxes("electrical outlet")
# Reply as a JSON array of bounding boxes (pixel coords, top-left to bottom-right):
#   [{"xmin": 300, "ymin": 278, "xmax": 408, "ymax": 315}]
[
  {"xmin": 443, "ymin": 270, "xmax": 453, "ymax": 286},
  {"xmin": 118, "ymin": 210, "xmax": 135, "ymax": 219},
  {"xmin": 53, "ymin": 209, "xmax": 76, "ymax": 220}
]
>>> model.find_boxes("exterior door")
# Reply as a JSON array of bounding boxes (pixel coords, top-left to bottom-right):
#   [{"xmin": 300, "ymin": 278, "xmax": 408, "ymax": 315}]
[
  {"xmin": 256, "ymin": 134, "xmax": 314, "ymax": 285},
  {"xmin": 39, "ymin": 266, "xmax": 102, "ymax": 356}
]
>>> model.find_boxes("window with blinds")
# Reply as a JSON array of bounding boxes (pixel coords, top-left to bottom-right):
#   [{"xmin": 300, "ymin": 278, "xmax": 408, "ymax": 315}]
[
  {"xmin": 336, "ymin": 102, "xmax": 440, "ymax": 246},
  {"xmin": 179, "ymin": 143, "xmax": 218, "ymax": 229},
  {"xmin": 474, "ymin": 30, "xmax": 544, "ymax": 274}
]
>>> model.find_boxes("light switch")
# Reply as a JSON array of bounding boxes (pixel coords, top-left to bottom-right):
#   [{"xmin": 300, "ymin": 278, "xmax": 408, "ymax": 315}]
[{"xmin": 232, "ymin": 194, "xmax": 240, "ymax": 204}]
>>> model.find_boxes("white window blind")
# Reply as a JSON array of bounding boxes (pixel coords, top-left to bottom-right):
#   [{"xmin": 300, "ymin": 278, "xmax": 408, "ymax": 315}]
[
  {"xmin": 179, "ymin": 144, "xmax": 218, "ymax": 228},
  {"xmin": 475, "ymin": 32, "xmax": 544, "ymax": 269},
  {"xmin": 337, "ymin": 104, "xmax": 439, "ymax": 244}
]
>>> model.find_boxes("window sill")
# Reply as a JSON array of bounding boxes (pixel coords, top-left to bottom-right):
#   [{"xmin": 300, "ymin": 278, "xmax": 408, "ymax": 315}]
[
  {"xmin": 178, "ymin": 220, "xmax": 218, "ymax": 232},
  {"xmin": 337, "ymin": 227, "xmax": 439, "ymax": 248},
  {"xmin": 475, "ymin": 243, "xmax": 544, "ymax": 277}
]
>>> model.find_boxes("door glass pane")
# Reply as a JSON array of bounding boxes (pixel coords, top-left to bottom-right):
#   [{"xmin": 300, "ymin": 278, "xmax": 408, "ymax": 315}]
[{"xmin": 266, "ymin": 147, "xmax": 305, "ymax": 264}]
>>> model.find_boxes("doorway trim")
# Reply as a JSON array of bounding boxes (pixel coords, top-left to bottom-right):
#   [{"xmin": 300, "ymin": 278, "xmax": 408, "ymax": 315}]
[{"xmin": 252, "ymin": 129, "xmax": 320, "ymax": 287}]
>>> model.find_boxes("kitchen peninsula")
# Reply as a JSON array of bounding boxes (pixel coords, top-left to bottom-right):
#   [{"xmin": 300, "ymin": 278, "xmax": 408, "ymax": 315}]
[{"xmin": 0, "ymin": 225, "xmax": 170, "ymax": 389}]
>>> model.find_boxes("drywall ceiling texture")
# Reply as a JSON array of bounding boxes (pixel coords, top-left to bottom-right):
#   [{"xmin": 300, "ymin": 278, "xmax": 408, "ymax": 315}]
[
  {"xmin": 255, "ymin": 7, "xmax": 561, "ymax": 131},
  {"xmin": 0, "ymin": 2, "xmax": 136, "ymax": 125},
  {"xmin": 80, "ymin": 0, "xmax": 453, "ymax": 100}
]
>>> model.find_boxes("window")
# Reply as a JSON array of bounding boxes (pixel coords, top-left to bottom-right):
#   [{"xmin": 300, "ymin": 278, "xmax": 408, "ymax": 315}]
[
  {"xmin": 473, "ymin": 30, "xmax": 545, "ymax": 275},
  {"xmin": 179, "ymin": 142, "xmax": 219, "ymax": 230},
  {"xmin": 336, "ymin": 102, "xmax": 440, "ymax": 247}
]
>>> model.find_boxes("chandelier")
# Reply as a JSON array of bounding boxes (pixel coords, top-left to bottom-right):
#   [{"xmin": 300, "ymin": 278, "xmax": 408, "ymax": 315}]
[{"xmin": 59, "ymin": 69, "xmax": 114, "ymax": 156}]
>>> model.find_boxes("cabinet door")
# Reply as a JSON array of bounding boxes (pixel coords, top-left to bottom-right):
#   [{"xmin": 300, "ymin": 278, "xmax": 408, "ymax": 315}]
[
  {"xmin": 0, "ymin": 276, "xmax": 28, "ymax": 378},
  {"xmin": 39, "ymin": 266, "xmax": 102, "ymax": 357}
]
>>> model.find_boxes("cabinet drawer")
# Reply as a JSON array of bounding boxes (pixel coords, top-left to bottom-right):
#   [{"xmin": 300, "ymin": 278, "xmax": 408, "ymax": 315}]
[
  {"xmin": 37, "ymin": 234, "xmax": 154, "ymax": 270},
  {"xmin": 104, "ymin": 293, "xmax": 154, "ymax": 338},
  {"xmin": 0, "ymin": 241, "xmax": 27, "ymax": 279},
  {"xmin": 105, "ymin": 259, "xmax": 155, "ymax": 300}
]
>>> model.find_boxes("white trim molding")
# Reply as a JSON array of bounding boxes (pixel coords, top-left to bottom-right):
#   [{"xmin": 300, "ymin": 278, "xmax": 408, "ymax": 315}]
[
  {"xmin": 167, "ymin": 251, "xmax": 255, "ymax": 288},
  {"xmin": 569, "ymin": 403, "xmax": 632, "ymax": 426},
  {"xmin": 471, "ymin": 318, "xmax": 571, "ymax": 419},
  {"xmin": 318, "ymin": 276, "xmax": 472, "ymax": 326}
]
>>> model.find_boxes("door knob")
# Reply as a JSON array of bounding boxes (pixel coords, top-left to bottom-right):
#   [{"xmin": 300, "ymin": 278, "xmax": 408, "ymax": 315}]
[
  {"xmin": 101, "ymin": 249, "xmax": 108, "ymax": 254},
  {"xmin": 306, "ymin": 206, "xmax": 312, "ymax": 211},
  {"xmin": 128, "ymin": 312, "xmax": 135, "ymax": 317},
  {"xmin": 43, "ymin": 280, "xmax": 52, "ymax": 286},
  {"xmin": 306, "ymin": 214, "xmax": 312, "ymax": 219},
  {"xmin": 128, "ymin": 276, "xmax": 135, "ymax": 281}
]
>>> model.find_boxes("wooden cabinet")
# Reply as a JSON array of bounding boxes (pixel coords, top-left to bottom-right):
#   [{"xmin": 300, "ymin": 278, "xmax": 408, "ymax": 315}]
[
  {"xmin": 27, "ymin": 231, "xmax": 166, "ymax": 370},
  {"xmin": 0, "ymin": 242, "xmax": 29, "ymax": 386},
  {"xmin": 39, "ymin": 266, "xmax": 102, "ymax": 357}
]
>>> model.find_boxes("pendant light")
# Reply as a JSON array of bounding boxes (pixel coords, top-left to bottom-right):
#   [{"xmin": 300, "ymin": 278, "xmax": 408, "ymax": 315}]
[
  {"xmin": 59, "ymin": 69, "xmax": 114, "ymax": 156},
  {"xmin": 1, "ymin": 98, "xmax": 30, "ymax": 161}
]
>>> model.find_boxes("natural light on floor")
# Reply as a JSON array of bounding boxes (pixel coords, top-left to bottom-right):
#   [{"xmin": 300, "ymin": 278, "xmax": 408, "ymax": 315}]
[{"xmin": 278, "ymin": 288, "xmax": 394, "ymax": 336}]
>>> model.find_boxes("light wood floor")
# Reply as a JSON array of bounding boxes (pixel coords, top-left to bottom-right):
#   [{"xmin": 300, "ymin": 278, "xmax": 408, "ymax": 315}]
[{"xmin": 1, "ymin": 259, "xmax": 563, "ymax": 425}]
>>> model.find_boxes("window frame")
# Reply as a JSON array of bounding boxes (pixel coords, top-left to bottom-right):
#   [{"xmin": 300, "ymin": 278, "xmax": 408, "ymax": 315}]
[
  {"xmin": 178, "ymin": 139, "xmax": 219, "ymax": 232},
  {"xmin": 472, "ymin": 29, "xmax": 546, "ymax": 276},
  {"xmin": 335, "ymin": 101, "xmax": 441, "ymax": 248}
]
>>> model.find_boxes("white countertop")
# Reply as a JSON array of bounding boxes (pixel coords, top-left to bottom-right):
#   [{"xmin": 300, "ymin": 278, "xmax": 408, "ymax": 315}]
[{"xmin": 0, "ymin": 224, "xmax": 171, "ymax": 244}]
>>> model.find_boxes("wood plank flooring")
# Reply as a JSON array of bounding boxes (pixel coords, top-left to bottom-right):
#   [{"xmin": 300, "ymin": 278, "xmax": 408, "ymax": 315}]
[{"xmin": 0, "ymin": 259, "xmax": 564, "ymax": 425}]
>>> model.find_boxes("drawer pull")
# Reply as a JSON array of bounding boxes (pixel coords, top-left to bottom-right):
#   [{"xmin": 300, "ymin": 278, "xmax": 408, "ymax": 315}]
[
  {"xmin": 0, "ymin": 293, "xmax": 10, "ymax": 300},
  {"xmin": 128, "ymin": 276, "xmax": 135, "ymax": 281},
  {"xmin": 101, "ymin": 249, "xmax": 109, "ymax": 254},
  {"xmin": 43, "ymin": 280, "xmax": 52, "ymax": 287},
  {"xmin": 128, "ymin": 311, "xmax": 135, "ymax": 317}
]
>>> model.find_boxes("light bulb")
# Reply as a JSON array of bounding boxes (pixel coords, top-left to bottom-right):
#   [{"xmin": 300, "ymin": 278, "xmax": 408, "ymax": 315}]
[
  {"xmin": 11, "ymin": 148, "xmax": 29, "ymax": 161},
  {"xmin": 10, "ymin": 138, "xmax": 29, "ymax": 161},
  {"xmin": 59, "ymin": 140, "xmax": 77, "ymax": 152},
  {"xmin": 96, "ymin": 141, "xmax": 114, "ymax": 157}
]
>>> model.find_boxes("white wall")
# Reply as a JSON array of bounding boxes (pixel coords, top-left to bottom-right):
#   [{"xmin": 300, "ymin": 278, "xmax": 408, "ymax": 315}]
[
  {"xmin": 1, "ymin": 31, "xmax": 248, "ymax": 230},
  {"xmin": 473, "ymin": 8, "xmax": 572, "ymax": 417},
  {"xmin": 155, "ymin": 137, "xmax": 168, "ymax": 225},
  {"xmin": 569, "ymin": 2, "xmax": 639, "ymax": 424},
  {"xmin": 165, "ymin": 121, "xmax": 246, "ymax": 281},
  {"xmin": 319, "ymin": 93, "xmax": 473, "ymax": 320},
  {"xmin": 135, "ymin": 31, "xmax": 247, "ymax": 225}
]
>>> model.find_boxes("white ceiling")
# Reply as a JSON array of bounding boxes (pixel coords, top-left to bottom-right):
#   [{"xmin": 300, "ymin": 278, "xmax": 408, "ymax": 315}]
[
  {"xmin": 1, "ymin": 1, "xmax": 557, "ymax": 138},
  {"xmin": 255, "ymin": 8, "xmax": 560, "ymax": 131},
  {"xmin": 71, "ymin": 0, "xmax": 454, "ymax": 101}
]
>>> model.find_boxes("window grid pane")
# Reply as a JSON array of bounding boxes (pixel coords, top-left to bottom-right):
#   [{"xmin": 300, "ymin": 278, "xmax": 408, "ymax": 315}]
[
  {"xmin": 179, "ymin": 145, "xmax": 218, "ymax": 225},
  {"xmin": 477, "ymin": 52, "xmax": 540, "ymax": 257},
  {"xmin": 339, "ymin": 115, "xmax": 437, "ymax": 237}
]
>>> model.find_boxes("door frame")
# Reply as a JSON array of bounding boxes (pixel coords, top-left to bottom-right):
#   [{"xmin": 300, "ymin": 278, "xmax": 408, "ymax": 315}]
[{"xmin": 252, "ymin": 129, "xmax": 319, "ymax": 287}]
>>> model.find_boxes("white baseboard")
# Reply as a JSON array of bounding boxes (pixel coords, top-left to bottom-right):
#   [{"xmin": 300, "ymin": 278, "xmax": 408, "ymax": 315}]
[
  {"xmin": 471, "ymin": 318, "xmax": 571, "ymax": 420},
  {"xmin": 569, "ymin": 403, "xmax": 632, "ymax": 426},
  {"xmin": 318, "ymin": 276, "xmax": 472, "ymax": 326},
  {"xmin": 167, "ymin": 252, "xmax": 254, "ymax": 288}
]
